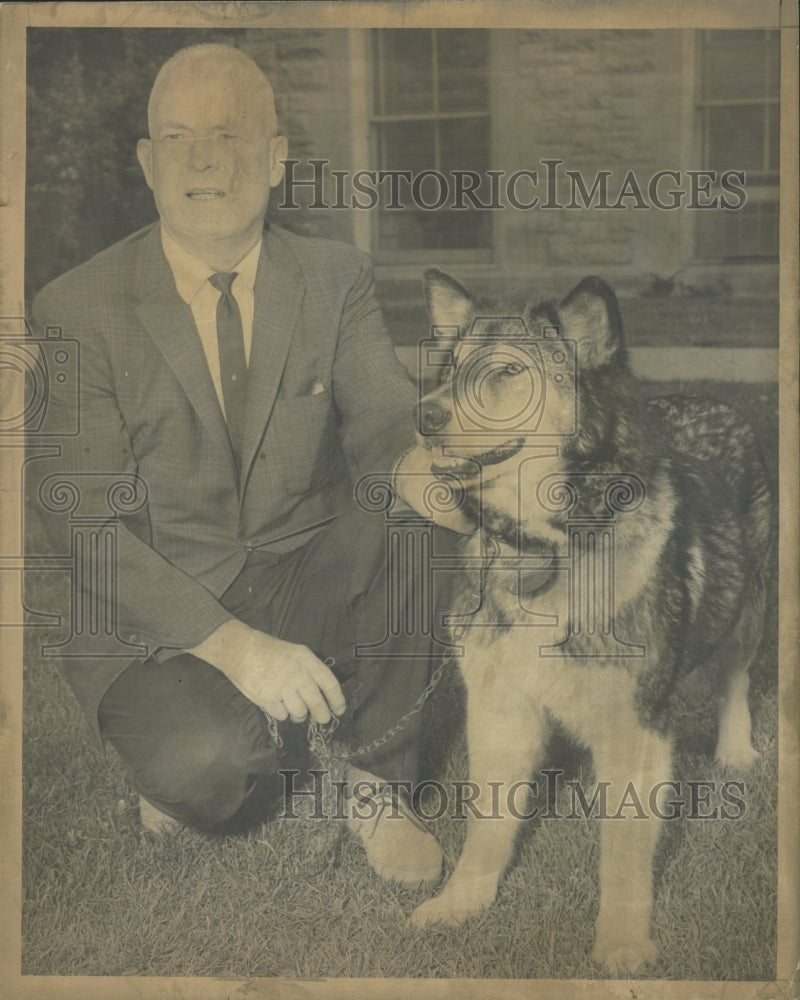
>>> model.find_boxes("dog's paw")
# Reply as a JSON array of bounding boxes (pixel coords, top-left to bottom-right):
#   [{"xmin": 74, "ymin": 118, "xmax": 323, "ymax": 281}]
[
  {"xmin": 411, "ymin": 893, "xmax": 481, "ymax": 927},
  {"xmin": 715, "ymin": 740, "xmax": 760, "ymax": 771},
  {"xmin": 410, "ymin": 876, "xmax": 497, "ymax": 928},
  {"xmin": 591, "ymin": 933, "xmax": 659, "ymax": 974}
]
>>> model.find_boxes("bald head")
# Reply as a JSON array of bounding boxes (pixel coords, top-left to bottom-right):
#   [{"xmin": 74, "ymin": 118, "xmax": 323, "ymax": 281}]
[
  {"xmin": 147, "ymin": 44, "xmax": 278, "ymax": 138},
  {"xmin": 137, "ymin": 42, "xmax": 288, "ymax": 270}
]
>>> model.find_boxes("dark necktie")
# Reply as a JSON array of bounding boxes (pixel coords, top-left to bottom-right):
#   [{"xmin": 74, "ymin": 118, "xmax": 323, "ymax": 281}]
[{"xmin": 209, "ymin": 271, "xmax": 247, "ymax": 471}]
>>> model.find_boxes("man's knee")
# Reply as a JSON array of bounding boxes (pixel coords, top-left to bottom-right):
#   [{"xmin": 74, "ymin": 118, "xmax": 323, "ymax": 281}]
[
  {"xmin": 135, "ymin": 734, "xmax": 237, "ymax": 825},
  {"xmin": 132, "ymin": 724, "xmax": 278, "ymax": 829},
  {"xmin": 100, "ymin": 654, "xmax": 278, "ymax": 829}
]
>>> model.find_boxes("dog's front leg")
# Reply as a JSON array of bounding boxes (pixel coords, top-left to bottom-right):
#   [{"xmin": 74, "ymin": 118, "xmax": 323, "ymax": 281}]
[
  {"xmin": 590, "ymin": 725, "xmax": 671, "ymax": 974},
  {"xmin": 411, "ymin": 673, "xmax": 546, "ymax": 927}
]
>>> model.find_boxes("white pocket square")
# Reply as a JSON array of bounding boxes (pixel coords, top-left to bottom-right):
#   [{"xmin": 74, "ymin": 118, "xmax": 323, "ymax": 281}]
[{"xmin": 311, "ymin": 381, "xmax": 326, "ymax": 395}]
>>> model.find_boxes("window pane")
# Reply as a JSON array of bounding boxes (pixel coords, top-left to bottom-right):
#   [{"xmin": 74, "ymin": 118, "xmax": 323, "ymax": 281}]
[
  {"xmin": 440, "ymin": 116, "xmax": 491, "ymax": 201},
  {"xmin": 437, "ymin": 30, "xmax": 489, "ymax": 112},
  {"xmin": 702, "ymin": 31, "xmax": 766, "ymax": 100},
  {"xmin": 696, "ymin": 30, "xmax": 780, "ymax": 261},
  {"xmin": 374, "ymin": 117, "xmax": 491, "ymax": 251},
  {"xmin": 374, "ymin": 30, "xmax": 433, "ymax": 115},
  {"xmin": 767, "ymin": 103, "xmax": 780, "ymax": 172},
  {"xmin": 706, "ymin": 105, "xmax": 766, "ymax": 172},
  {"xmin": 765, "ymin": 33, "xmax": 780, "ymax": 97},
  {"xmin": 760, "ymin": 202, "xmax": 779, "ymax": 253},
  {"xmin": 375, "ymin": 120, "xmax": 435, "ymax": 175},
  {"xmin": 695, "ymin": 200, "xmax": 778, "ymax": 258},
  {"xmin": 371, "ymin": 29, "xmax": 491, "ymax": 254},
  {"xmin": 440, "ymin": 117, "xmax": 489, "ymax": 171}
]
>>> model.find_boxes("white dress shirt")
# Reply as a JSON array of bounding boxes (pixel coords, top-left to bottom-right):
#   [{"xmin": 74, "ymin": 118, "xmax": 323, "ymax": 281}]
[{"xmin": 160, "ymin": 226, "xmax": 262, "ymax": 418}]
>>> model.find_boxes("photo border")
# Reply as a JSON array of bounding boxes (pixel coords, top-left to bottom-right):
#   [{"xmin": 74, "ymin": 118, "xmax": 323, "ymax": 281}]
[{"xmin": 1, "ymin": 2, "xmax": 797, "ymax": 997}]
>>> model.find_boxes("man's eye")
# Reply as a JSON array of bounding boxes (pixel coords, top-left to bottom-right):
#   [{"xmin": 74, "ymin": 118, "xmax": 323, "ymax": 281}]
[{"xmin": 163, "ymin": 134, "xmax": 186, "ymax": 141}]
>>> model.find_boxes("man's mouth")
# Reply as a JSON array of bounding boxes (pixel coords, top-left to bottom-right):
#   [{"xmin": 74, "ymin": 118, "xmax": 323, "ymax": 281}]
[
  {"xmin": 430, "ymin": 438, "xmax": 524, "ymax": 477},
  {"xmin": 186, "ymin": 189, "xmax": 226, "ymax": 200}
]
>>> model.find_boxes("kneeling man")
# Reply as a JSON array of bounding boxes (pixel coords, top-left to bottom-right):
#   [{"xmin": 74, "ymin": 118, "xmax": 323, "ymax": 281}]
[{"xmin": 34, "ymin": 43, "xmax": 462, "ymax": 888}]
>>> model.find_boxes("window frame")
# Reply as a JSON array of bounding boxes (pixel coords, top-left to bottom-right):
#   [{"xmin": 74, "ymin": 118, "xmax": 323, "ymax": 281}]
[
  {"xmin": 368, "ymin": 27, "xmax": 495, "ymax": 265},
  {"xmin": 693, "ymin": 28, "xmax": 780, "ymax": 262}
]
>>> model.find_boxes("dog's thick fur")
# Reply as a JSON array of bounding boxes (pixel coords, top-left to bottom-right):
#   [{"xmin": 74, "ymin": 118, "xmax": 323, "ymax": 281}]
[{"xmin": 409, "ymin": 270, "xmax": 772, "ymax": 973}]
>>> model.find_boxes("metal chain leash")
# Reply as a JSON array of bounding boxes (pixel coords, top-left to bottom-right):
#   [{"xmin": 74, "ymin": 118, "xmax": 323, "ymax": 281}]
[
  {"xmin": 263, "ymin": 714, "xmax": 284, "ymax": 750},
  {"xmin": 261, "ymin": 629, "xmax": 468, "ymax": 768}
]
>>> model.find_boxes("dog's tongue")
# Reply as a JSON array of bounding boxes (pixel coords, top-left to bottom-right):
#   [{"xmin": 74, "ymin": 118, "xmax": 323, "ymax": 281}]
[
  {"xmin": 430, "ymin": 445, "xmax": 481, "ymax": 478},
  {"xmin": 431, "ymin": 445, "xmax": 468, "ymax": 470}
]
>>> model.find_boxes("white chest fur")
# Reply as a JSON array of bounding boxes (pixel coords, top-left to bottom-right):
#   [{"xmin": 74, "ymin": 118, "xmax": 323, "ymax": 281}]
[{"xmin": 458, "ymin": 622, "xmax": 644, "ymax": 754}]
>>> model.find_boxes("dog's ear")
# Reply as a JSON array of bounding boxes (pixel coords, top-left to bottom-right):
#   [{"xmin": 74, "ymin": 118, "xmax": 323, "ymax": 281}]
[
  {"xmin": 423, "ymin": 268, "xmax": 475, "ymax": 335},
  {"xmin": 557, "ymin": 276, "xmax": 625, "ymax": 368}
]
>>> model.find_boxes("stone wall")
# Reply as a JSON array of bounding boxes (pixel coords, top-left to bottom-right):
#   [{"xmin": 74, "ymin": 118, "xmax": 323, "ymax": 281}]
[
  {"xmin": 240, "ymin": 29, "xmax": 355, "ymax": 245},
  {"xmin": 491, "ymin": 30, "xmax": 689, "ymax": 289}
]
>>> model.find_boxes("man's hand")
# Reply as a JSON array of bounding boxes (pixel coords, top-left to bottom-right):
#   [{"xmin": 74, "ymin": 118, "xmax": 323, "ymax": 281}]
[{"xmin": 186, "ymin": 619, "xmax": 346, "ymax": 724}]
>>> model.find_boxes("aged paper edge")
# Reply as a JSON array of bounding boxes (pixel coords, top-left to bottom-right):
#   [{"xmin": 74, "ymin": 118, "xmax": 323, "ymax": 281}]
[{"xmin": 0, "ymin": 2, "xmax": 797, "ymax": 998}]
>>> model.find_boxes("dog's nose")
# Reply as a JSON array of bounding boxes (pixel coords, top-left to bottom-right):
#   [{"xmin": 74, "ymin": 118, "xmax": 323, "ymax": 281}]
[{"xmin": 417, "ymin": 398, "xmax": 452, "ymax": 435}]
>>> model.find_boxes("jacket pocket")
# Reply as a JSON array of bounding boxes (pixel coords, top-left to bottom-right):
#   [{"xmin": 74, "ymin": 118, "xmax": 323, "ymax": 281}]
[{"xmin": 267, "ymin": 390, "xmax": 342, "ymax": 496}]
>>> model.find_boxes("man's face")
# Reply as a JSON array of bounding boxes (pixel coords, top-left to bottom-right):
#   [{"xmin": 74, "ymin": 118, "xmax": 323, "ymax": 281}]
[{"xmin": 137, "ymin": 62, "xmax": 286, "ymax": 259}]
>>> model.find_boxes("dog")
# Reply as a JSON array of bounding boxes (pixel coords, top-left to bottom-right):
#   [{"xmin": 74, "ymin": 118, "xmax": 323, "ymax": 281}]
[{"xmin": 408, "ymin": 269, "xmax": 772, "ymax": 973}]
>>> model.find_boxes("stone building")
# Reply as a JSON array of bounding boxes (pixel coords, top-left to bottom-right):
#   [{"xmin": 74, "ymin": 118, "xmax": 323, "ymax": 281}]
[
  {"xmin": 240, "ymin": 29, "xmax": 779, "ymax": 303},
  {"xmin": 24, "ymin": 26, "xmax": 780, "ymax": 362}
]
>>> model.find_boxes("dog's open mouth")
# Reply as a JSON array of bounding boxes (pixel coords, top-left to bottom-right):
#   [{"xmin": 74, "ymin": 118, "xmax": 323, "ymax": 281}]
[{"xmin": 430, "ymin": 438, "xmax": 524, "ymax": 477}]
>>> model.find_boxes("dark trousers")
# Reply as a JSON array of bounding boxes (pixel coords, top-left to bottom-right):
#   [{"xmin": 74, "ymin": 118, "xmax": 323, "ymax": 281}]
[{"xmin": 99, "ymin": 503, "xmax": 450, "ymax": 830}]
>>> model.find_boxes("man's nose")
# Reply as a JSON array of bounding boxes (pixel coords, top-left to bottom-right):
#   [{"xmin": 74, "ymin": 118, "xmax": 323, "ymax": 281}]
[
  {"xmin": 416, "ymin": 396, "xmax": 451, "ymax": 435},
  {"xmin": 188, "ymin": 137, "xmax": 221, "ymax": 172}
]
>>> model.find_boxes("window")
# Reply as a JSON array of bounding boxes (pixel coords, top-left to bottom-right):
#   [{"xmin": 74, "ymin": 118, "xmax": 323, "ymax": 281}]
[
  {"xmin": 370, "ymin": 29, "xmax": 491, "ymax": 260},
  {"xmin": 695, "ymin": 30, "xmax": 780, "ymax": 259}
]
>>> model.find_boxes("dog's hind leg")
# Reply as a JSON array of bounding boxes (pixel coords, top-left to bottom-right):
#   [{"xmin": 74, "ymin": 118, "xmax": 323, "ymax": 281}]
[
  {"xmin": 714, "ymin": 572, "xmax": 765, "ymax": 769},
  {"xmin": 411, "ymin": 663, "xmax": 546, "ymax": 927}
]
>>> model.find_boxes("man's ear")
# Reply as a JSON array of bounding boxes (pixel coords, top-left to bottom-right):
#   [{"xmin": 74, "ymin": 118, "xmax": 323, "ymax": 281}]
[
  {"xmin": 268, "ymin": 135, "xmax": 288, "ymax": 188},
  {"xmin": 557, "ymin": 276, "xmax": 625, "ymax": 368},
  {"xmin": 136, "ymin": 139, "xmax": 154, "ymax": 191},
  {"xmin": 423, "ymin": 268, "xmax": 474, "ymax": 335}
]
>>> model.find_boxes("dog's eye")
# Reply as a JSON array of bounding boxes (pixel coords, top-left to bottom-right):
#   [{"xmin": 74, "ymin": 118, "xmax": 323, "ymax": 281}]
[{"xmin": 503, "ymin": 362, "xmax": 525, "ymax": 376}]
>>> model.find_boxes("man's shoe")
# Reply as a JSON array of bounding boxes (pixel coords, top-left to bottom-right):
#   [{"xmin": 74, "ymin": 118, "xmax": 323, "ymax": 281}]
[
  {"xmin": 138, "ymin": 795, "xmax": 186, "ymax": 835},
  {"xmin": 346, "ymin": 767, "xmax": 443, "ymax": 890}
]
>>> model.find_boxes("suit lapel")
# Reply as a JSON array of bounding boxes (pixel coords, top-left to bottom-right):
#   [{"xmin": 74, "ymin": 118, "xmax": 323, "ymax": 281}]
[
  {"xmin": 239, "ymin": 230, "xmax": 305, "ymax": 494},
  {"xmin": 134, "ymin": 228, "xmax": 237, "ymax": 477}
]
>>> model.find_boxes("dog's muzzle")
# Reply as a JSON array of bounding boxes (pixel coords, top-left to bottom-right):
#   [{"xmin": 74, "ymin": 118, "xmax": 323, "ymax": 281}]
[
  {"xmin": 417, "ymin": 396, "xmax": 525, "ymax": 476},
  {"xmin": 417, "ymin": 396, "xmax": 451, "ymax": 436}
]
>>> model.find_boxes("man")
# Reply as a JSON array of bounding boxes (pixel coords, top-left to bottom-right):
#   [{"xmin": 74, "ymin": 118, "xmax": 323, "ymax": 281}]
[{"xmin": 33, "ymin": 43, "xmax": 460, "ymax": 888}]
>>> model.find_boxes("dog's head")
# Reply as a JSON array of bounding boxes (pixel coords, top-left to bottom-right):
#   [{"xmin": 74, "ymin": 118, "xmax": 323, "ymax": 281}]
[
  {"xmin": 415, "ymin": 270, "xmax": 640, "ymax": 553},
  {"xmin": 416, "ymin": 269, "xmax": 629, "ymax": 478}
]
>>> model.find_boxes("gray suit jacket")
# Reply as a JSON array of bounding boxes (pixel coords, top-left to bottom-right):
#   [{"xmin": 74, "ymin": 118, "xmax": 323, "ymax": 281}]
[{"xmin": 32, "ymin": 222, "xmax": 417, "ymax": 738}]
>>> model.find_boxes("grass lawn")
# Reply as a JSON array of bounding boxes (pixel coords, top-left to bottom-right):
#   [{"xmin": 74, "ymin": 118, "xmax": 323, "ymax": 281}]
[{"xmin": 21, "ymin": 380, "xmax": 778, "ymax": 980}]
